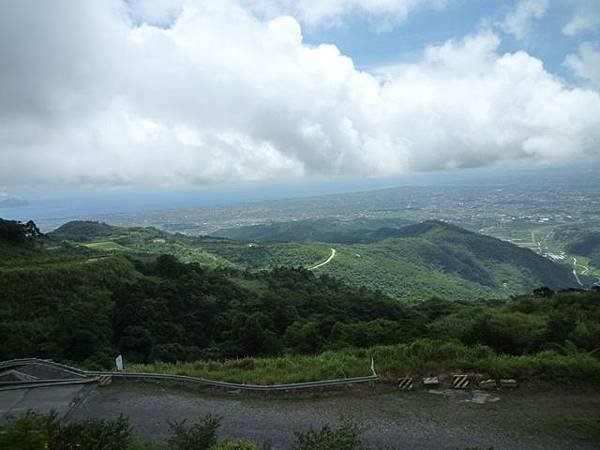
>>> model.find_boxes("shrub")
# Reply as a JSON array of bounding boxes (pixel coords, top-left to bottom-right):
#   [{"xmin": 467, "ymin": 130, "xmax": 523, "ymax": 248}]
[
  {"xmin": 210, "ymin": 439, "xmax": 260, "ymax": 450},
  {"xmin": 167, "ymin": 414, "xmax": 221, "ymax": 450},
  {"xmin": 0, "ymin": 410, "xmax": 132, "ymax": 450},
  {"xmin": 293, "ymin": 420, "xmax": 364, "ymax": 450}
]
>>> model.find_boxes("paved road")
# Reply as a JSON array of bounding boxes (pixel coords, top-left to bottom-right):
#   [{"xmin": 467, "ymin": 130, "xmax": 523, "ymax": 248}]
[
  {"xmin": 0, "ymin": 384, "xmax": 89, "ymax": 423},
  {"xmin": 308, "ymin": 248, "xmax": 336, "ymax": 271},
  {"xmin": 1, "ymin": 383, "xmax": 590, "ymax": 450}
]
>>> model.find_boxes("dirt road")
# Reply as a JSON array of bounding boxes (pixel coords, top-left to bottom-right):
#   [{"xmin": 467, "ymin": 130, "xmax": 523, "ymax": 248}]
[{"xmin": 308, "ymin": 248, "xmax": 336, "ymax": 270}]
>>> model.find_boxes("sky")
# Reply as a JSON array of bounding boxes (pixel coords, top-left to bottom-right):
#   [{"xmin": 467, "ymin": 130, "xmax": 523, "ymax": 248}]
[{"xmin": 1, "ymin": 0, "xmax": 600, "ymax": 197}]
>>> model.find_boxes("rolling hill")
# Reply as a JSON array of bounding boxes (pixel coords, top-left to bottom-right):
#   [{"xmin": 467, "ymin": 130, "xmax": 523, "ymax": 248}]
[
  {"xmin": 562, "ymin": 229, "xmax": 600, "ymax": 268},
  {"xmin": 46, "ymin": 219, "xmax": 580, "ymax": 300},
  {"xmin": 48, "ymin": 220, "xmax": 117, "ymax": 242},
  {"xmin": 310, "ymin": 220, "xmax": 579, "ymax": 299},
  {"xmin": 534, "ymin": 223, "xmax": 600, "ymax": 281},
  {"xmin": 212, "ymin": 217, "xmax": 414, "ymax": 243}
]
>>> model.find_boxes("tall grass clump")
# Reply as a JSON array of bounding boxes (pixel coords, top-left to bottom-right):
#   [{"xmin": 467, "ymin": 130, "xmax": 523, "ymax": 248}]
[
  {"xmin": 129, "ymin": 339, "xmax": 600, "ymax": 385},
  {"xmin": 128, "ymin": 351, "xmax": 370, "ymax": 385}
]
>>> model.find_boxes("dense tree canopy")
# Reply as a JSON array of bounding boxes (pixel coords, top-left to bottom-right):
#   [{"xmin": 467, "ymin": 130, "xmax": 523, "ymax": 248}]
[{"xmin": 0, "ymin": 218, "xmax": 42, "ymax": 244}]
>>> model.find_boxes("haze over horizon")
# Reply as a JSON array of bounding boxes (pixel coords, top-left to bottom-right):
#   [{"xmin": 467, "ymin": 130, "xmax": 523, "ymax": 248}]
[{"xmin": 1, "ymin": 0, "xmax": 600, "ymax": 197}]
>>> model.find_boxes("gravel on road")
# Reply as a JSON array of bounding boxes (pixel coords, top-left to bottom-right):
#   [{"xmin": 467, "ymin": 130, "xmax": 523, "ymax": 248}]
[{"xmin": 65, "ymin": 383, "xmax": 600, "ymax": 450}]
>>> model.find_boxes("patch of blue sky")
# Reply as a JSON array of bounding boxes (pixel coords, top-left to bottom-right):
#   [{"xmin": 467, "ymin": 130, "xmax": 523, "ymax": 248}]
[
  {"xmin": 301, "ymin": 0, "xmax": 598, "ymax": 85},
  {"xmin": 302, "ymin": 0, "xmax": 494, "ymax": 69}
]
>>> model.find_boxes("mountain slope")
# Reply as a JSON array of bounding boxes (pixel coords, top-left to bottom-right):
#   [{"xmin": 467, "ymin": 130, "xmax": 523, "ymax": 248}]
[
  {"xmin": 567, "ymin": 233, "xmax": 600, "ymax": 267},
  {"xmin": 312, "ymin": 221, "xmax": 578, "ymax": 299},
  {"xmin": 51, "ymin": 220, "xmax": 117, "ymax": 242},
  {"xmin": 48, "ymin": 222, "xmax": 232, "ymax": 267},
  {"xmin": 47, "ymin": 219, "xmax": 579, "ymax": 300},
  {"xmin": 211, "ymin": 217, "xmax": 413, "ymax": 243}
]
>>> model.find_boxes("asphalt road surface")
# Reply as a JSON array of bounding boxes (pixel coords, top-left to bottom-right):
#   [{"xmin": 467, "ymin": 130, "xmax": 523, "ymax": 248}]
[
  {"xmin": 3, "ymin": 382, "xmax": 597, "ymax": 450},
  {"xmin": 0, "ymin": 384, "xmax": 90, "ymax": 422}
]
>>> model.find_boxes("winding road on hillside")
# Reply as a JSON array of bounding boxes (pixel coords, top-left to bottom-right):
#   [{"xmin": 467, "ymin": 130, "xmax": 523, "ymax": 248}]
[
  {"xmin": 572, "ymin": 257, "xmax": 586, "ymax": 286},
  {"xmin": 308, "ymin": 248, "xmax": 336, "ymax": 271},
  {"xmin": 532, "ymin": 231, "xmax": 595, "ymax": 287},
  {"xmin": 572, "ymin": 257, "xmax": 590, "ymax": 275}
]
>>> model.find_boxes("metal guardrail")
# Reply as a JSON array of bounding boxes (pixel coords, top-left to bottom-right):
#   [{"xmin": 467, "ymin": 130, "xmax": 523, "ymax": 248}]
[
  {"xmin": 0, "ymin": 377, "xmax": 100, "ymax": 392},
  {"xmin": 1, "ymin": 358, "xmax": 379, "ymax": 392},
  {"xmin": 0, "ymin": 358, "xmax": 87, "ymax": 377},
  {"xmin": 0, "ymin": 358, "xmax": 50, "ymax": 367},
  {"xmin": 87, "ymin": 371, "xmax": 378, "ymax": 391}
]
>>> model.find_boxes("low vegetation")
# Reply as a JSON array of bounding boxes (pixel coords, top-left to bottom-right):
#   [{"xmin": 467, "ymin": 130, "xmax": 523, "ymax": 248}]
[
  {"xmin": 0, "ymin": 411, "xmax": 493, "ymax": 450},
  {"xmin": 131, "ymin": 339, "xmax": 600, "ymax": 385},
  {"xmin": 0, "ymin": 410, "xmax": 133, "ymax": 450}
]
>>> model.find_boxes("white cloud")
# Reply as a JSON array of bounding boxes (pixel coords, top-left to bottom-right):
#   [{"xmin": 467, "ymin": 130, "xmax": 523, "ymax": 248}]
[
  {"xmin": 501, "ymin": 0, "xmax": 549, "ymax": 40},
  {"xmin": 563, "ymin": 0, "xmax": 600, "ymax": 36},
  {"xmin": 565, "ymin": 41, "xmax": 600, "ymax": 88},
  {"xmin": 374, "ymin": 31, "xmax": 600, "ymax": 169},
  {"xmin": 0, "ymin": 0, "xmax": 599, "ymax": 187}
]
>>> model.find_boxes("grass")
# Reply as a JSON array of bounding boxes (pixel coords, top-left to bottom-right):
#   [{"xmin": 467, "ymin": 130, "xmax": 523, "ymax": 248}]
[
  {"xmin": 69, "ymin": 234, "xmax": 234, "ymax": 268},
  {"xmin": 129, "ymin": 340, "xmax": 600, "ymax": 386},
  {"xmin": 129, "ymin": 351, "xmax": 372, "ymax": 385},
  {"xmin": 84, "ymin": 241, "xmax": 131, "ymax": 252}
]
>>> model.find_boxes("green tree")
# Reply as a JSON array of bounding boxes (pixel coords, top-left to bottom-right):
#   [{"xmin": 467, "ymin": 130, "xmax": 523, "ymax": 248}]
[{"xmin": 285, "ymin": 321, "xmax": 322, "ymax": 354}]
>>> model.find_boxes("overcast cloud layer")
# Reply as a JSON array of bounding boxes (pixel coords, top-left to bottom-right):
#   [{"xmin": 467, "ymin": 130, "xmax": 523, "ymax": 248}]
[{"xmin": 1, "ymin": 0, "xmax": 599, "ymax": 187}]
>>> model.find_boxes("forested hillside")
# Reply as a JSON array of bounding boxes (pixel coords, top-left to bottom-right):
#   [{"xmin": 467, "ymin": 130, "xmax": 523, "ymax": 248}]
[
  {"xmin": 49, "ymin": 220, "xmax": 117, "ymax": 242},
  {"xmin": 212, "ymin": 217, "xmax": 414, "ymax": 243},
  {"xmin": 567, "ymin": 233, "xmax": 600, "ymax": 267},
  {"xmin": 1, "ymin": 219, "xmax": 599, "ymax": 377},
  {"xmin": 46, "ymin": 219, "xmax": 580, "ymax": 300},
  {"xmin": 315, "ymin": 220, "xmax": 578, "ymax": 299}
]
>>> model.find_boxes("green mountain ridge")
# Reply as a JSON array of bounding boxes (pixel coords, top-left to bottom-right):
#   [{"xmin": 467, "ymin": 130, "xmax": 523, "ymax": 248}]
[
  {"xmin": 211, "ymin": 217, "xmax": 414, "ymax": 244},
  {"xmin": 50, "ymin": 220, "xmax": 118, "ymax": 242},
  {"xmin": 310, "ymin": 220, "xmax": 578, "ymax": 299},
  {"xmin": 43, "ymin": 218, "xmax": 581, "ymax": 300}
]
